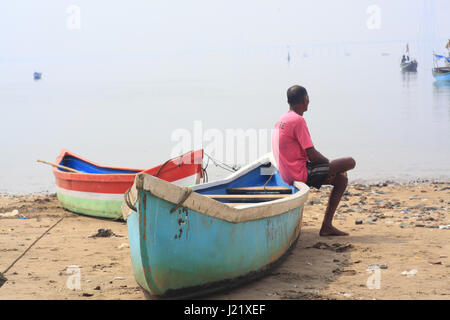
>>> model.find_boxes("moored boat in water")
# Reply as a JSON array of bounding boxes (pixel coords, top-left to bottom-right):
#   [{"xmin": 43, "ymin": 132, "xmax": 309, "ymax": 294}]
[
  {"xmin": 400, "ymin": 44, "xmax": 418, "ymax": 72},
  {"xmin": 432, "ymin": 50, "xmax": 450, "ymax": 82},
  {"xmin": 122, "ymin": 153, "xmax": 310, "ymax": 298},
  {"xmin": 400, "ymin": 60, "xmax": 418, "ymax": 72},
  {"xmin": 51, "ymin": 149, "xmax": 204, "ymax": 219},
  {"xmin": 432, "ymin": 67, "xmax": 450, "ymax": 81}
]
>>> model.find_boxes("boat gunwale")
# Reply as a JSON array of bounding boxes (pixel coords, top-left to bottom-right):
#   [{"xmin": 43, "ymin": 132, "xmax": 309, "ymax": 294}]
[
  {"xmin": 52, "ymin": 148, "xmax": 145, "ymax": 181},
  {"xmin": 127, "ymin": 153, "xmax": 310, "ymax": 223},
  {"xmin": 52, "ymin": 148, "xmax": 203, "ymax": 183}
]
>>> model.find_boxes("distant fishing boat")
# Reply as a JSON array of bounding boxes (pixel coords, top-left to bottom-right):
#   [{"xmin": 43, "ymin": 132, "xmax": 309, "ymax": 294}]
[
  {"xmin": 287, "ymin": 45, "xmax": 291, "ymax": 63},
  {"xmin": 46, "ymin": 149, "xmax": 204, "ymax": 219},
  {"xmin": 432, "ymin": 52, "xmax": 450, "ymax": 81},
  {"xmin": 446, "ymin": 39, "xmax": 450, "ymax": 67},
  {"xmin": 122, "ymin": 153, "xmax": 309, "ymax": 298},
  {"xmin": 33, "ymin": 72, "xmax": 42, "ymax": 80},
  {"xmin": 401, "ymin": 60, "xmax": 418, "ymax": 72},
  {"xmin": 400, "ymin": 44, "xmax": 417, "ymax": 72}
]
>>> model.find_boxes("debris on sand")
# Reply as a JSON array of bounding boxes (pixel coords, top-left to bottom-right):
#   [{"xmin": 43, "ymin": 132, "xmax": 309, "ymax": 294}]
[
  {"xmin": 367, "ymin": 264, "xmax": 388, "ymax": 270},
  {"xmin": 332, "ymin": 268, "xmax": 357, "ymax": 276},
  {"xmin": 89, "ymin": 229, "xmax": 122, "ymax": 238},
  {"xmin": 401, "ymin": 269, "xmax": 418, "ymax": 277},
  {"xmin": 117, "ymin": 243, "xmax": 129, "ymax": 249},
  {"xmin": 309, "ymin": 242, "xmax": 354, "ymax": 252},
  {"xmin": 0, "ymin": 210, "xmax": 19, "ymax": 218}
]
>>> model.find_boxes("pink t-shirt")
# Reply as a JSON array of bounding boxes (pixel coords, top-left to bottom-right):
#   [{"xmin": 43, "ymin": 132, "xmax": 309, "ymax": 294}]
[{"xmin": 272, "ymin": 110, "xmax": 314, "ymax": 185}]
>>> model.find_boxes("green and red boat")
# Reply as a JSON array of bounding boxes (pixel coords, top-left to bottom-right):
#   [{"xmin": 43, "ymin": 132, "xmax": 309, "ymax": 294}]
[{"xmin": 52, "ymin": 149, "xmax": 204, "ymax": 219}]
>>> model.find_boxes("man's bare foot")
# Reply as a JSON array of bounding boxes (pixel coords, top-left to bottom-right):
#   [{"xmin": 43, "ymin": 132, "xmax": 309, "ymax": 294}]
[{"xmin": 319, "ymin": 225, "xmax": 349, "ymax": 236}]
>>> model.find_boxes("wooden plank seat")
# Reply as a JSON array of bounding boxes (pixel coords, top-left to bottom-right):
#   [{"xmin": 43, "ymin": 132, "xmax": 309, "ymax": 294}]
[
  {"xmin": 226, "ymin": 186, "xmax": 292, "ymax": 194},
  {"xmin": 204, "ymin": 194, "xmax": 291, "ymax": 202}
]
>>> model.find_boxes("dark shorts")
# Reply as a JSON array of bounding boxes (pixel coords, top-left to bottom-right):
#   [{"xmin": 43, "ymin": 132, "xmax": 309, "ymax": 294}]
[{"xmin": 306, "ymin": 162, "xmax": 330, "ymax": 189}]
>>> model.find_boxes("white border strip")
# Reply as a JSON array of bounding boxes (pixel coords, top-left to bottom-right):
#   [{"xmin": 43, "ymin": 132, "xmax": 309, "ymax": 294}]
[
  {"xmin": 56, "ymin": 173, "xmax": 199, "ymax": 201},
  {"xmin": 56, "ymin": 186, "xmax": 124, "ymax": 201}
]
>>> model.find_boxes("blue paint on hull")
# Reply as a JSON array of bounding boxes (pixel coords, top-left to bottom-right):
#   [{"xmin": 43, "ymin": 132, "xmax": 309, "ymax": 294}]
[
  {"xmin": 127, "ymin": 210, "xmax": 150, "ymax": 292},
  {"xmin": 126, "ymin": 159, "xmax": 308, "ymax": 297},
  {"xmin": 432, "ymin": 68, "xmax": 450, "ymax": 82},
  {"xmin": 136, "ymin": 192, "xmax": 303, "ymax": 297}
]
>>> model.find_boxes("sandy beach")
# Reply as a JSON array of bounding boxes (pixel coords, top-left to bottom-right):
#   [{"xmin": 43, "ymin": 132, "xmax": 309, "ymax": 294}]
[{"xmin": 0, "ymin": 181, "xmax": 449, "ymax": 300}]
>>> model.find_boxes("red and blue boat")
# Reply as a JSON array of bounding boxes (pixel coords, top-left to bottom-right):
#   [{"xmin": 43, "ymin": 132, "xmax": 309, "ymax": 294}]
[{"xmin": 52, "ymin": 149, "xmax": 204, "ymax": 219}]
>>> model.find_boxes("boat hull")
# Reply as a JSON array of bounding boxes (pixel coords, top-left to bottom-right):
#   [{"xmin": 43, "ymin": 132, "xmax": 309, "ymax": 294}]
[
  {"xmin": 432, "ymin": 67, "xmax": 450, "ymax": 81},
  {"xmin": 124, "ymin": 154, "xmax": 309, "ymax": 298},
  {"xmin": 136, "ymin": 191, "xmax": 304, "ymax": 298},
  {"xmin": 56, "ymin": 188, "xmax": 125, "ymax": 219},
  {"xmin": 401, "ymin": 61, "xmax": 417, "ymax": 72},
  {"xmin": 53, "ymin": 149, "xmax": 203, "ymax": 219}
]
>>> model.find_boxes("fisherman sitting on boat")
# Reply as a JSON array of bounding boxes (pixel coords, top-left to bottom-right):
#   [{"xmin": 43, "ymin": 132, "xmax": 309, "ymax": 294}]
[
  {"xmin": 272, "ymin": 85, "xmax": 356, "ymax": 236},
  {"xmin": 401, "ymin": 55, "xmax": 406, "ymax": 64}
]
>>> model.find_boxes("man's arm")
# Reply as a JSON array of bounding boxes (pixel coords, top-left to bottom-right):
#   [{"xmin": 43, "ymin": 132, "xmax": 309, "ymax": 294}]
[{"xmin": 306, "ymin": 146, "xmax": 329, "ymax": 164}]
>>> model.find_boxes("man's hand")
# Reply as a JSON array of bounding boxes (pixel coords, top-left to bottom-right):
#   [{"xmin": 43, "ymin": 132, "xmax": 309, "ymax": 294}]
[{"xmin": 306, "ymin": 147, "xmax": 329, "ymax": 164}]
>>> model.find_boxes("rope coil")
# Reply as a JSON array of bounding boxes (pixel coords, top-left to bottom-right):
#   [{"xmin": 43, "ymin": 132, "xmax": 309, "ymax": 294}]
[{"xmin": 124, "ymin": 188, "xmax": 137, "ymax": 212}]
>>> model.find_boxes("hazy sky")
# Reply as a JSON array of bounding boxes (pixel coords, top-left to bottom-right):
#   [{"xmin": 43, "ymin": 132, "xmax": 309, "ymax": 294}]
[{"xmin": 1, "ymin": 0, "xmax": 449, "ymax": 61}]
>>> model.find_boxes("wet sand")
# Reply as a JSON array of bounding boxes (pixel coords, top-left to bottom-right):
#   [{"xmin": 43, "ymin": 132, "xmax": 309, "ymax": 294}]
[{"xmin": 0, "ymin": 182, "xmax": 449, "ymax": 300}]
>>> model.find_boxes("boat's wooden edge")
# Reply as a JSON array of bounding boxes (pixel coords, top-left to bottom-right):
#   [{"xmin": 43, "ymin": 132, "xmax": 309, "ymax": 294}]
[
  {"xmin": 205, "ymin": 194, "xmax": 291, "ymax": 201},
  {"xmin": 226, "ymin": 186, "xmax": 292, "ymax": 194},
  {"xmin": 53, "ymin": 149, "xmax": 204, "ymax": 181}
]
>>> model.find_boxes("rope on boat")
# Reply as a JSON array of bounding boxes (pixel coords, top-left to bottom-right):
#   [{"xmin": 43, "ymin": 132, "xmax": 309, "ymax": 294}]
[
  {"xmin": 155, "ymin": 153, "xmax": 185, "ymax": 178},
  {"xmin": 204, "ymin": 153, "xmax": 240, "ymax": 173},
  {"xmin": 201, "ymin": 166, "xmax": 209, "ymax": 183},
  {"xmin": 124, "ymin": 188, "xmax": 137, "ymax": 212},
  {"xmin": 201, "ymin": 155, "xmax": 210, "ymax": 183},
  {"xmin": 0, "ymin": 214, "xmax": 66, "ymax": 288},
  {"xmin": 170, "ymin": 187, "xmax": 193, "ymax": 213},
  {"xmin": 123, "ymin": 152, "xmax": 237, "ymax": 212},
  {"xmin": 262, "ymin": 173, "xmax": 274, "ymax": 190},
  {"xmin": 153, "ymin": 151, "xmax": 238, "ymax": 184}
]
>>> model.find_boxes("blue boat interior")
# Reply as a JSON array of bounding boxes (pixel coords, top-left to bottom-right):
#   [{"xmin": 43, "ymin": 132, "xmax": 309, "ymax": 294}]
[
  {"xmin": 59, "ymin": 155, "xmax": 140, "ymax": 174},
  {"xmin": 196, "ymin": 162, "xmax": 297, "ymax": 204}
]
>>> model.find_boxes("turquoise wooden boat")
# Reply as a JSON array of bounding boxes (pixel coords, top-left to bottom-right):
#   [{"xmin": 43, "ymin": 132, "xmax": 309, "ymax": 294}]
[{"xmin": 122, "ymin": 154, "xmax": 309, "ymax": 298}]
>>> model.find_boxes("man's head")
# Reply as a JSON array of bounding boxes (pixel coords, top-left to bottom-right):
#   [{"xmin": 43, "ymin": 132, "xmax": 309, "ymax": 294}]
[{"xmin": 287, "ymin": 85, "xmax": 309, "ymax": 115}]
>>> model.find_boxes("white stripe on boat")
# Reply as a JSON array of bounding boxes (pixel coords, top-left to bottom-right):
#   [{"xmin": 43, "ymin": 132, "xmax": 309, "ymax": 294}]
[{"xmin": 56, "ymin": 174, "xmax": 199, "ymax": 201}]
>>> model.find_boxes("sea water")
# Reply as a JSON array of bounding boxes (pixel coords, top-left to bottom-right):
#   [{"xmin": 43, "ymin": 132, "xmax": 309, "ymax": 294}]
[{"xmin": 1, "ymin": 44, "xmax": 448, "ymax": 193}]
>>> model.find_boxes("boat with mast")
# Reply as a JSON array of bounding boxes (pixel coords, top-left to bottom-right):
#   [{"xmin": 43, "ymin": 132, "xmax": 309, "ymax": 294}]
[
  {"xmin": 400, "ymin": 43, "xmax": 418, "ymax": 72},
  {"xmin": 432, "ymin": 41, "xmax": 450, "ymax": 82}
]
